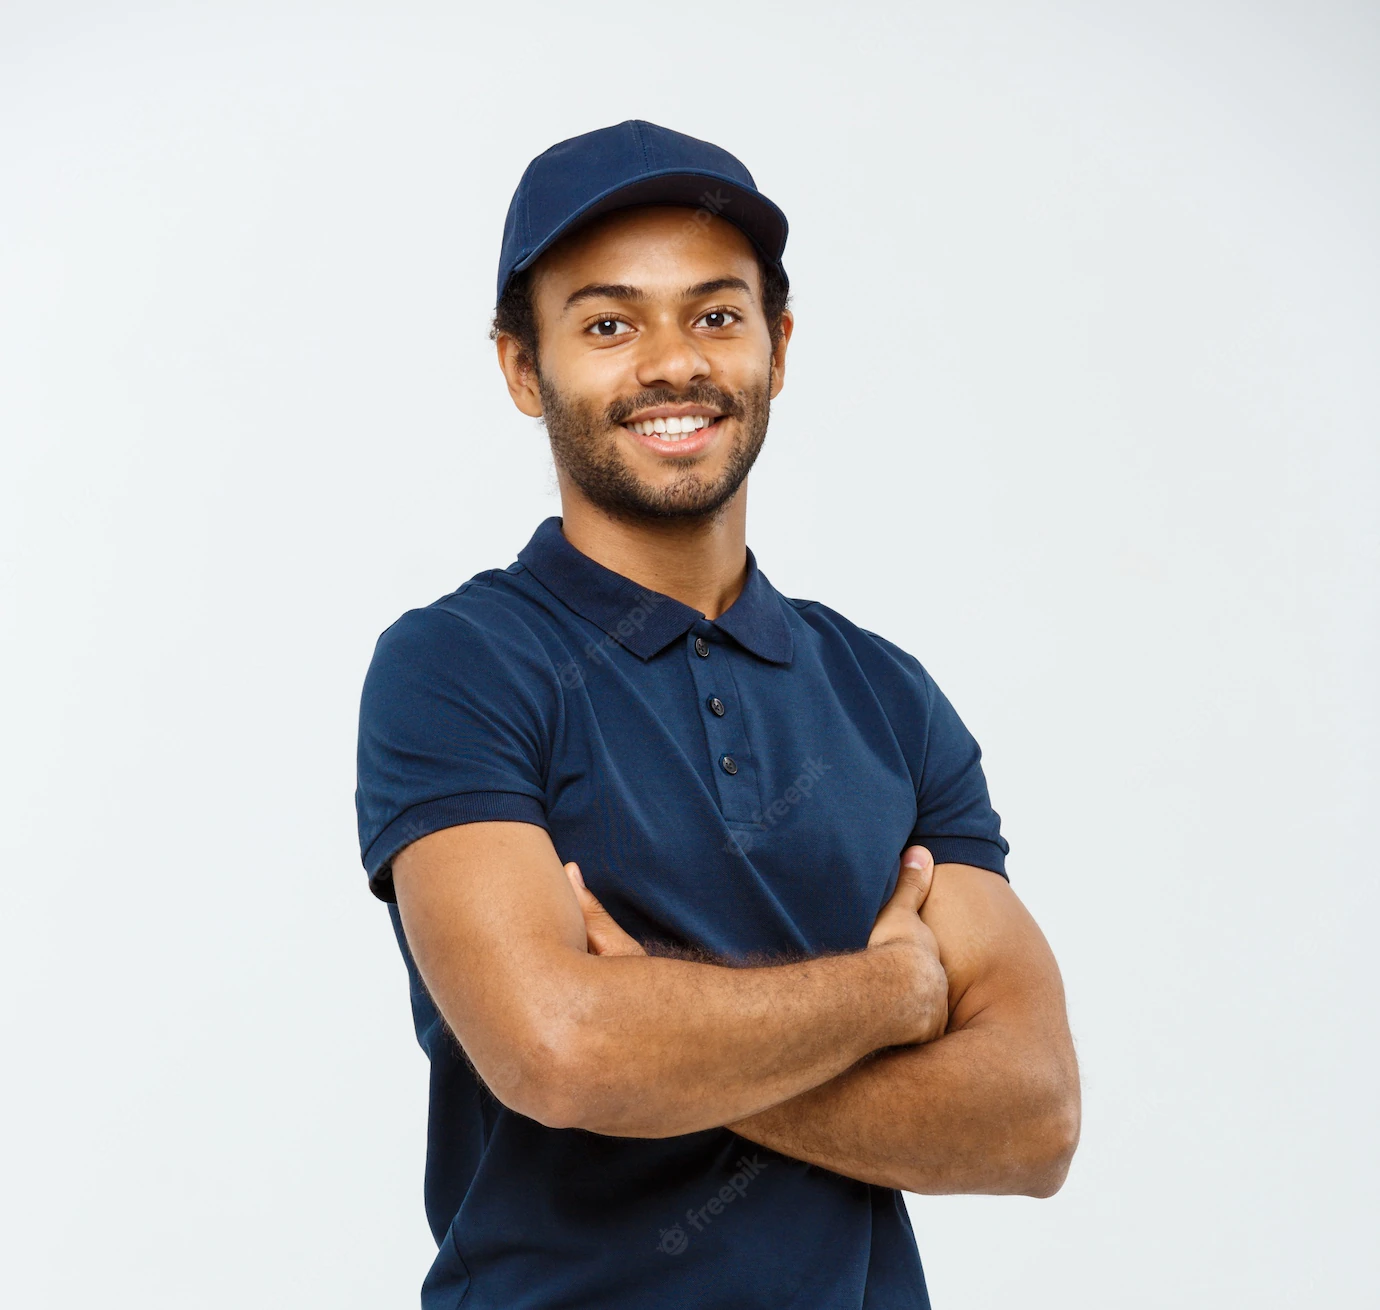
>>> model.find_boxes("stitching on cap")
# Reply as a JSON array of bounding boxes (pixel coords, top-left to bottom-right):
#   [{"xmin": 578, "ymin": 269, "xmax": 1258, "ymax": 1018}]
[{"xmin": 632, "ymin": 119, "xmax": 652, "ymax": 170}]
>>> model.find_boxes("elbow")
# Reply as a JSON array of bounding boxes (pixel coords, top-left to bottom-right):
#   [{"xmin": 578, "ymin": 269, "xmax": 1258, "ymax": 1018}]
[
  {"xmin": 455, "ymin": 967, "xmax": 649, "ymax": 1134},
  {"xmin": 430, "ymin": 956, "xmax": 616, "ymax": 1131},
  {"xmin": 1020, "ymin": 1129, "xmax": 1078, "ymax": 1198},
  {"xmin": 482, "ymin": 1014, "xmax": 597, "ymax": 1131},
  {"xmin": 477, "ymin": 979, "xmax": 639, "ymax": 1132},
  {"xmin": 1018, "ymin": 1078, "xmax": 1081, "ymax": 1199},
  {"xmin": 509, "ymin": 1023, "xmax": 671, "ymax": 1137}
]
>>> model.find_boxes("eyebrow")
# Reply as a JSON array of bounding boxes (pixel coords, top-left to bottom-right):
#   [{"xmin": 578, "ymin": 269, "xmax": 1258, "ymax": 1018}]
[
  {"xmin": 563, "ymin": 283, "xmax": 646, "ymax": 310},
  {"xmin": 683, "ymin": 277, "xmax": 753, "ymax": 300},
  {"xmin": 562, "ymin": 276, "xmax": 755, "ymax": 312}
]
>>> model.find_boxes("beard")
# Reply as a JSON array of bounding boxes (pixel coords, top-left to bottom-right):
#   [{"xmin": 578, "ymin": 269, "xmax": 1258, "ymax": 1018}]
[{"xmin": 537, "ymin": 370, "xmax": 773, "ymax": 524}]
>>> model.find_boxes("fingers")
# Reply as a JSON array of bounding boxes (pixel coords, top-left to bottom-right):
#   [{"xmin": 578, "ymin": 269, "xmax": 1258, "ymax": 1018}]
[
  {"xmin": 891, "ymin": 846, "xmax": 935, "ymax": 911},
  {"xmin": 564, "ymin": 861, "xmax": 598, "ymax": 911},
  {"xmin": 563, "ymin": 862, "xmax": 646, "ymax": 957}
]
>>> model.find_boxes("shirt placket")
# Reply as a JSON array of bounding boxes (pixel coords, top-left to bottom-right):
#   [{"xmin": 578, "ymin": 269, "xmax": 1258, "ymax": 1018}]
[{"xmin": 685, "ymin": 620, "xmax": 764, "ymax": 826}]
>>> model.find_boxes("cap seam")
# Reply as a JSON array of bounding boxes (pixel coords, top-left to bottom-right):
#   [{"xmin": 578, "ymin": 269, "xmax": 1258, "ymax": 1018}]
[{"xmin": 631, "ymin": 118, "xmax": 652, "ymax": 171}]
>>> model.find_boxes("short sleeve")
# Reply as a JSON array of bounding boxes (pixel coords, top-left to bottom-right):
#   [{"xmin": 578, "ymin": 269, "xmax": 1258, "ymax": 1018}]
[
  {"xmin": 355, "ymin": 602, "xmax": 553, "ymax": 902},
  {"xmin": 909, "ymin": 667, "xmax": 1011, "ymax": 881}
]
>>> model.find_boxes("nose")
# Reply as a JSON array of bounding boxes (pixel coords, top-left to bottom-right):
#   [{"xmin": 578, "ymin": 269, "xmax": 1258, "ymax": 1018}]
[{"xmin": 634, "ymin": 317, "xmax": 711, "ymax": 393}]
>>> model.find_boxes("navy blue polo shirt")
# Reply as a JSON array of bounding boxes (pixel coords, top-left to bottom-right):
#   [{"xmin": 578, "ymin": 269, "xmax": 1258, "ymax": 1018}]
[{"xmin": 356, "ymin": 516, "xmax": 1009, "ymax": 1310}]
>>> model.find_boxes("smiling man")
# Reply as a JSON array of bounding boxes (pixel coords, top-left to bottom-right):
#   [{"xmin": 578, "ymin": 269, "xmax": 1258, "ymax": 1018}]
[{"xmin": 356, "ymin": 120, "xmax": 1080, "ymax": 1309}]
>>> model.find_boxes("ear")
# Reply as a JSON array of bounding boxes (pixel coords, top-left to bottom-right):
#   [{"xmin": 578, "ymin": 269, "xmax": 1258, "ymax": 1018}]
[
  {"xmin": 496, "ymin": 333, "xmax": 544, "ymax": 418},
  {"xmin": 768, "ymin": 308, "xmax": 794, "ymax": 399}
]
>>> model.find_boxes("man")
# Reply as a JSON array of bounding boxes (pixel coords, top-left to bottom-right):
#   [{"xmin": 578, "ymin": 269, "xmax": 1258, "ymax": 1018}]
[{"xmin": 356, "ymin": 120, "xmax": 1079, "ymax": 1309}]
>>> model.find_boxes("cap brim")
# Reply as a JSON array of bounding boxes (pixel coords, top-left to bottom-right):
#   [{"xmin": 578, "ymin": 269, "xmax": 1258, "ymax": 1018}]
[{"xmin": 511, "ymin": 168, "xmax": 788, "ymax": 286}]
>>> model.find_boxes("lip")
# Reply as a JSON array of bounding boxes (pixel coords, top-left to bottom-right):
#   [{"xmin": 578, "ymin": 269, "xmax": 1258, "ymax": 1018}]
[
  {"xmin": 622, "ymin": 414, "xmax": 726, "ymax": 457},
  {"xmin": 621, "ymin": 404, "xmax": 723, "ymax": 424}
]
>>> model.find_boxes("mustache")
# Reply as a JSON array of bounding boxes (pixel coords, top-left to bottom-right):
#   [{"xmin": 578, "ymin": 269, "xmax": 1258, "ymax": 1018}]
[{"xmin": 605, "ymin": 383, "xmax": 745, "ymax": 427}]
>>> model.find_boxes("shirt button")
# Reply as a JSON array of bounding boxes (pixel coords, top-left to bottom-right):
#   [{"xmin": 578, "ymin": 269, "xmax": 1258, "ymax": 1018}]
[
  {"xmin": 694, "ymin": 636, "xmax": 710, "ymax": 658},
  {"xmin": 707, "ymin": 696, "xmax": 726, "ymax": 717},
  {"xmin": 720, "ymin": 754, "xmax": 738, "ymax": 775}
]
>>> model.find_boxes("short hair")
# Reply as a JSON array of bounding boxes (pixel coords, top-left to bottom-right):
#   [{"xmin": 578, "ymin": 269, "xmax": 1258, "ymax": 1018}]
[{"xmin": 490, "ymin": 250, "xmax": 790, "ymax": 372}]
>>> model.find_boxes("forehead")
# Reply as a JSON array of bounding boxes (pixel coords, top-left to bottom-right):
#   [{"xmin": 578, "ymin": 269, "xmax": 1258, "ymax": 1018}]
[{"xmin": 530, "ymin": 206, "xmax": 762, "ymax": 304}]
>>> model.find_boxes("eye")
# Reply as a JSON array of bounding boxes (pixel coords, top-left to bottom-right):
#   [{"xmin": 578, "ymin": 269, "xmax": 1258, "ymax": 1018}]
[
  {"xmin": 587, "ymin": 317, "xmax": 633, "ymax": 338},
  {"xmin": 695, "ymin": 309, "xmax": 739, "ymax": 329}
]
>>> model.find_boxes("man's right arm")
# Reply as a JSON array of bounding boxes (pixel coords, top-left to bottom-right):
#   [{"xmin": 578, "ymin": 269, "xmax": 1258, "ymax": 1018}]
[{"xmin": 391, "ymin": 820, "xmax": 945, "ymax": 1139}]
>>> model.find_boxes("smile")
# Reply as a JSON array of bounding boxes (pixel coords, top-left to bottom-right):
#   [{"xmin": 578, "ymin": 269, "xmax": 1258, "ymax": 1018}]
[{"xmin": 623, "ymin": 414, "xmax": 723, "ymax": 442}]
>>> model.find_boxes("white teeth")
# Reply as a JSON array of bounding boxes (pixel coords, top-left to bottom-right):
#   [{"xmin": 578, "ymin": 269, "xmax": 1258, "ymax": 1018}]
[{"xmin": 629, "ymin": 415, "xmax": 715, "ymax": 439}]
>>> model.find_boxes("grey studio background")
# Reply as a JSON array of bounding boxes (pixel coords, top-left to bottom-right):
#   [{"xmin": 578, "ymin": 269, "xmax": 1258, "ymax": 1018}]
[{"xmin": 2, "ymin": 3, "xmax": 1376, "ymax": 1306}]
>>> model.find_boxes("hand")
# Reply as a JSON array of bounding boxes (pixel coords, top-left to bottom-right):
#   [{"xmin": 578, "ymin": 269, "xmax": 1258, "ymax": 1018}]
[
  {"xmin": 564, "ymin": 862, "xmax": 647, "ymax": 957},
  {"xmin": 867, "ymin": 846, "xmax": 949, "ymax": 1045}
]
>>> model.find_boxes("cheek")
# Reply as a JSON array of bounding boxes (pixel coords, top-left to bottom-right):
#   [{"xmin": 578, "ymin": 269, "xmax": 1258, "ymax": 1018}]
[
  {"xmin": 542, "ymin": 346, "xmax": 637, "ymax": 411},
  {"xmin": 555, "ymin": 342, "xmax": 643, "ymax": 402},
  {"xmin": 706, "ymin": 335, "xmax": 774, "ymax": 386}
]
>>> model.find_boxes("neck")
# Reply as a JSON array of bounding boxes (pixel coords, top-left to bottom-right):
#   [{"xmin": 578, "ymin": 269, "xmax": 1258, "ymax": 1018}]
[{"xmin": 556, "ymin": 484, "xmax": 749, "ymax": 621}]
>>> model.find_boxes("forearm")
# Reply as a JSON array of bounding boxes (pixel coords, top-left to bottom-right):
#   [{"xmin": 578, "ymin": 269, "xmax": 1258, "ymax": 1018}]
[
  {"xmin": 725, "ymin": 1013, "xmax": 1081, "ymax": 1196},
  {"xmin": 395, "ymin": 823, "xmax": 948, "ymax": 1142},
  {"xmin": 539, "ymin": 943, "xmax": 938, "ymax": 1138}
]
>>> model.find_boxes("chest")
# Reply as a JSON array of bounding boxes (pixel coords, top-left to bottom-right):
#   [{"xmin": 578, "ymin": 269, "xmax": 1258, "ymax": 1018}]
[{"xmin": 542, "ymin": 630, "xmax": 920, "ymax": 959}]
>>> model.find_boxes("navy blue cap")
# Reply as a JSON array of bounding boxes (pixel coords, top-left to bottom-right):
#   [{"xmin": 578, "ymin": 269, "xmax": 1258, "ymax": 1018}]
[{"xmin": 497, "ymin": 120, "xmax": 789, "ymax": 302}]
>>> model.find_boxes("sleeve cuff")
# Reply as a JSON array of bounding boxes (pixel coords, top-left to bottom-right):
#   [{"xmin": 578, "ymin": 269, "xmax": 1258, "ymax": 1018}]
[
  {"xmin": 909, "ymin": 834, "xmax": 1010, "ymax": 882},
  {"xmin": 364, "ymin": 791, "xmax": 549, "ymax": 902}
]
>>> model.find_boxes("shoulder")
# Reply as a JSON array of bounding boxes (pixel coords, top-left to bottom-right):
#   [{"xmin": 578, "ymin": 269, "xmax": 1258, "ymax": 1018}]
[
  {"xmin": 364, "ymin": 564, "xmax": 559, "ymax": 703},
  {"xmin": 371, "ymin": 564, "xmax": 541, "ymax": 654},
  {"xmin": 779, "ymin": 592, "xmax": 934, "ymax": 700}
]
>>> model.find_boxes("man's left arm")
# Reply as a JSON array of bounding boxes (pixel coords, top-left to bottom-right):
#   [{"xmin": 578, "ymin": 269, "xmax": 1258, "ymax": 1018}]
[{"xmin": 724, "ymin": 859, "xmax": 1080, "ymax": 1196}]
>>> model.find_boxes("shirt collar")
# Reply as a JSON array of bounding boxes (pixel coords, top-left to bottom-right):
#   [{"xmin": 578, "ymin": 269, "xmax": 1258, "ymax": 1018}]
[{"xmin": 516, "ymin": 516, "xmax": 793, "ymax": 665}]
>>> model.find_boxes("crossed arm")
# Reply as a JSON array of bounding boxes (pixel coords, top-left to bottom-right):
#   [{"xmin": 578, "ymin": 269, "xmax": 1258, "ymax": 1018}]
[
  {"xmin": 391, "ymin": 821, "xmax": 1080, "ymax": 1198},
  {"xmin": 722, "ymin": 862, "xmax": 1080, "ymax": 1195}
]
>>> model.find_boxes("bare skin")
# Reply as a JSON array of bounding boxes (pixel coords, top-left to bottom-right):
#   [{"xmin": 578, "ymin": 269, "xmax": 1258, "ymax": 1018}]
[{"xmin": 392, "ymin": 203, "xmax": 1080, "ymax": 1193}]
